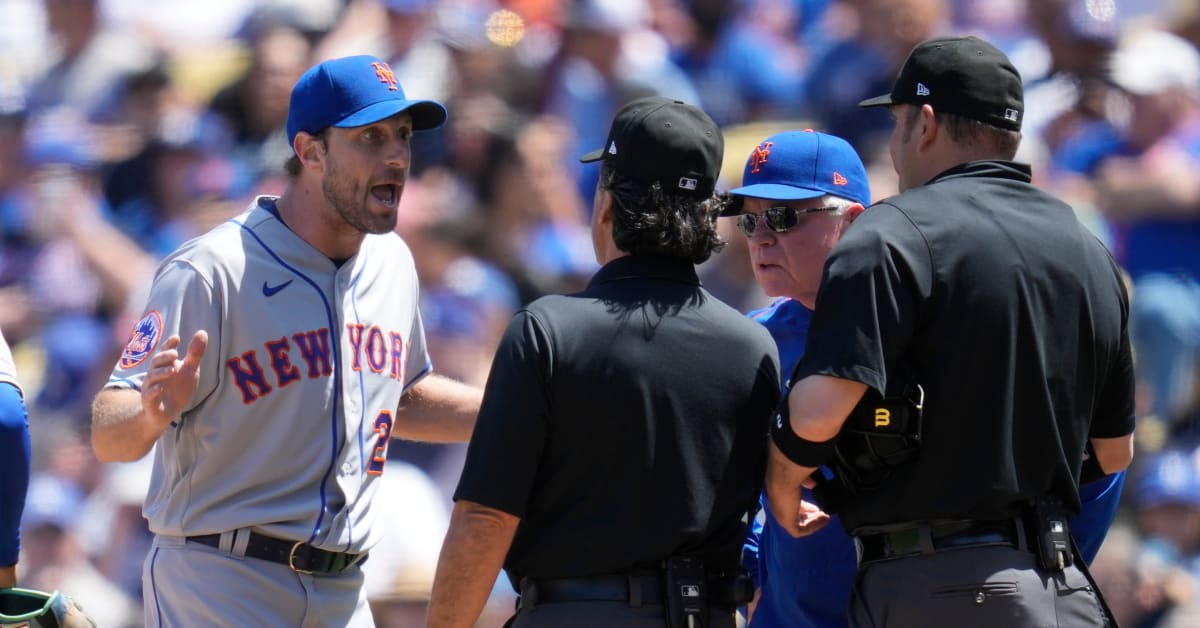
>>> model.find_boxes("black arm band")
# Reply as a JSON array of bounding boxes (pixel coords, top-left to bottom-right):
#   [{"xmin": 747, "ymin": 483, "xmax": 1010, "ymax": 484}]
[{"xmin": 771, "ymin": 416, "xmax": 837, "ymax": 468}]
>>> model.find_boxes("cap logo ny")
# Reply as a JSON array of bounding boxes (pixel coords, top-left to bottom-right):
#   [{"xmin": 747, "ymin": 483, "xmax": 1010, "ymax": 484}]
[
  {"xmin": 916, "ymin": 83, "xmax": 930, "ymax": 96},
  {"xmin": 371, "ymin": 61, "xmax": 398, "ymax": 91},
  {"xmin": 750, "ymin": 141, "xmax": 773, "ymax": 174}
]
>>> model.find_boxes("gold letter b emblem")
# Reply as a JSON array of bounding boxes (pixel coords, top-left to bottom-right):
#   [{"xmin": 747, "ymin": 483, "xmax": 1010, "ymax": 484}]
[{"xmin": 874, "ymin": 408, "xmax": 891, "ymax": 428}]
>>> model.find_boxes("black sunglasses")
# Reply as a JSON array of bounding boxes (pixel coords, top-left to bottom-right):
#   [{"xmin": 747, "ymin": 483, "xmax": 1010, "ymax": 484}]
[{"xmin": 736, "ymin": 206, "xmax": 840, "ymax": 237}]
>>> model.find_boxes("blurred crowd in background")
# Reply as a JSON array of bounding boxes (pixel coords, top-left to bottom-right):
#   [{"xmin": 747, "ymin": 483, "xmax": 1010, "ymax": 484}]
[{"xmin": 3, "ymin": 0, "xmax": 1200, "ymax": 625}]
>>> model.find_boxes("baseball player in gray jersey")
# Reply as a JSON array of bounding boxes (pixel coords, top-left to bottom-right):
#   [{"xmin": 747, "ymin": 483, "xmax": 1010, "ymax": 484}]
[{"xmin": 88, "ymin": 55, "xmax": 483, "ymax": 627}]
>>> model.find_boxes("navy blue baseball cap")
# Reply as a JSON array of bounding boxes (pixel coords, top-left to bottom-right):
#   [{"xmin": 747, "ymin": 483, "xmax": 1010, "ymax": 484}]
[
  {"xmin": 725, "ymin": 130, "xmax": 869, "ymax": 215},
  {"xmin": 285, "ymin": 55, "xmax": 448, "ymax": 150}
]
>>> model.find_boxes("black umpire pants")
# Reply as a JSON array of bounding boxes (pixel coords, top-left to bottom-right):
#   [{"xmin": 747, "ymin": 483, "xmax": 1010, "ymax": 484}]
[{"xmin": 849, "ymin": 544, "xmax": 1110, "ymax": 627}]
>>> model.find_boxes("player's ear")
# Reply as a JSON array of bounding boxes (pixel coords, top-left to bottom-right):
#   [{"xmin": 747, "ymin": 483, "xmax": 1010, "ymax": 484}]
[
  {"xmin": 844, "ymin": 203, "xmax": 866, "ymax": 223},
  {"xmin": 595, "ymin": 188, "xmax": 617, "ymax": 230},
  {"xmin": 295, "ymin": 131, "xmax": 326, "ymax": 170},
  {"xmin": 918, "ymin": 104, "xmax": 938, "ymax": 151}
]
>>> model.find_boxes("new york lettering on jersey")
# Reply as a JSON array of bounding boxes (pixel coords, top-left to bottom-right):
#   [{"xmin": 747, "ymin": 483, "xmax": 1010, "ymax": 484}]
[{"xmin": 225, "ymin": 323, "xmax": 410, "ymax": 404}]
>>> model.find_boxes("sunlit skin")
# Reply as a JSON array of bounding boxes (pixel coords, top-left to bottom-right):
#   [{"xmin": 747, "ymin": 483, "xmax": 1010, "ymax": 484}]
[
  {"xmin": 888, "ymin": 105, "xmax": 921, "ymax": 192},
  {"xmin": 320, "ymin": 111, "xmax": 413, "ymax": 237},
  {"xmin": 742, "ymin": 197, "xmax": 860, "ymax": 309}
]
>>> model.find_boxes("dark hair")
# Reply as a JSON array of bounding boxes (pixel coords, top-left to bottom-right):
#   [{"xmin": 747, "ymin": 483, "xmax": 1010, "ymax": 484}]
[
  {"xmin": 939, "ymin": 112, "xmax": 1022, "ymax": 158},
  {"xmin": 282, "ymin": 128, "xmax": 329, "ymax": 177},
  {"xmin": 902, "ymin": 106, "xmax": 1021, "ymax": 158},
  {"xmin": 599, "ymin": 163, "xmax": 727, "ymax": 264}
]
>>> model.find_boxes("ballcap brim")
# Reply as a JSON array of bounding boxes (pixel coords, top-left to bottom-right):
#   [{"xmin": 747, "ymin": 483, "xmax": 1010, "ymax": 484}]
[
  {"xmin": 579, "ymin": 147, "xmax": 605, "ymax": 163},
  {"xmin": 334, "ymin": 99, "xmax": 448, "ymax": 131},
  {"xmin": 722, "ymin": 183, "xmax": 827, "ymax": 216},
  {"xmin": 858, "ymin": 93, "xmax": 894, "ymax": 108}
]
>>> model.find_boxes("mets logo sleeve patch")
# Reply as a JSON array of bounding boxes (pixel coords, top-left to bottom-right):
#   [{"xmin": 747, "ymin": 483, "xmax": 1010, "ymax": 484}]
[{"xmin": 119, "ymin": 310, "xmax": 164, "ymax": 369}]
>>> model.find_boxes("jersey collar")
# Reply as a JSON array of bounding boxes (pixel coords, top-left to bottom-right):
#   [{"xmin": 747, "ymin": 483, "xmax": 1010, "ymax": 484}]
[
  {"xmin": 588, "ymin": 254, "xmax": 701, "ymax": 288},
  {"xmin": 927, "ymin": 160, "xmax": 1032, "ymax": 186}
]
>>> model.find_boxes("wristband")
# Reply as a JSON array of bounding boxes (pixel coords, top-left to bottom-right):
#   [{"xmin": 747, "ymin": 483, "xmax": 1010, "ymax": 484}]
[{"xmin": 770, "ymin": 412, "xmax": 837, "ymax": 467}]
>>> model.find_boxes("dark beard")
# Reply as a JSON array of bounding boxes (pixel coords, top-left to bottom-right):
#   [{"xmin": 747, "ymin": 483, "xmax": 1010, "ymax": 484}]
[{"xmin": 321, "ymin": 155, "xmax": 398, "ymax": 235}]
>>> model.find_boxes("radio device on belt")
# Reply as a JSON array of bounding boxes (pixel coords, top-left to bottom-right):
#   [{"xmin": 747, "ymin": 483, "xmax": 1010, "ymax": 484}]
[
  {"xmin": 1028, "ymin": 496, "xmax": 1073, "ymax": 572},
  {"xmin": 663, "ymin": 557, "xmax": 708, "ymax": 628}
]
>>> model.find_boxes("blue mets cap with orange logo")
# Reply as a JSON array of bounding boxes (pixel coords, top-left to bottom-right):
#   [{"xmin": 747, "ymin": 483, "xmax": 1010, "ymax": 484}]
[
  {"xmin": 285, "ymin": 54, "xmax": 448, "ymax": 150},
  {"xmin": 725, "ymin": 130, "xmax": 870, "ymax": 215}
]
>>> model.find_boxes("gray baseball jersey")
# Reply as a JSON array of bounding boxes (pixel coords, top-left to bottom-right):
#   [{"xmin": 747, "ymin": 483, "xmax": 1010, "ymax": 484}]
[
  {"xmin": 0, "ymin": 329, "xmax": 18, "ymax": 393},
  {"xmin": 105, "ymin": 196, "xmax": 431, "ymax": 554}
]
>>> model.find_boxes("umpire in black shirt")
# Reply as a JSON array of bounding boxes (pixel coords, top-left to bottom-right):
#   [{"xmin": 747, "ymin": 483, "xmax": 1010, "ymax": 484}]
[
  {"xmin": 428, "ymin": 97, "xmax": 781, "ymax": 628},
  {"xmin": 764, "ymin": 36, "xmax": 1135, "ymax": 627}
]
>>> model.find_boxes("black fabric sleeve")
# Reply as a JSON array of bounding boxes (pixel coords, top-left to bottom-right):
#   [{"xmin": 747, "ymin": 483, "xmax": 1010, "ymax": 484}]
[
  {"xmin": 453, "ymin": 310, "xmax": 554, "ymax": 518},
  {"xmin": 1089, "ymin": 277, "xmax": 1137, "ymax": 439},
  {"xmin": 794, "ymin": 205, "xmax": 931, "ymax": 395}
]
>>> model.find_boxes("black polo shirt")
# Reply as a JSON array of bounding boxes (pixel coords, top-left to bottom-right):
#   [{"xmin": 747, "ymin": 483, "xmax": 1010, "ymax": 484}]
[
  {"xmin": 454, "ymin": 254, "xmax": 780, "ymax": 585},
  {"xmin": 796, "ymin": 161, "xmax": 1136, "ymax": 533}
]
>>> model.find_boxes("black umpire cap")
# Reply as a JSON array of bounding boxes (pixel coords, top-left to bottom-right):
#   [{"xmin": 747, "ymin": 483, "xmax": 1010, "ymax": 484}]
[
  {"xmin": 581, "ymin": 96, "xmax": 724, "ymax": 197},
  {"xmin": 859, "ymin": 35, "xmax": 1024, "ymax": 132}
]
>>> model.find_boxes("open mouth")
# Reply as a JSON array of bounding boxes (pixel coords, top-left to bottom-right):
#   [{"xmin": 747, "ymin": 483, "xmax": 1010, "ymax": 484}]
[{"xmin": 370, "ymin": 183, "xmax": 401, "ymax": 208}]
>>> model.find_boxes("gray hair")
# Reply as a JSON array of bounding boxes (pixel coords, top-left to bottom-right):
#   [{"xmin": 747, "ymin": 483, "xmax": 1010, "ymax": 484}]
[{"xmin": 822, "ymin": 195, "xmax": 858, "ymax": 215}]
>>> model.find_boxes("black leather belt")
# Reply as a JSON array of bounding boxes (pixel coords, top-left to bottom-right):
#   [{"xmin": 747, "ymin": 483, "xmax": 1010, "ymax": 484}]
[
  {"xmin": 519, "ymin": 571, "xmax": 752, "ymax": 610},
  {"xmin": 855, "ymin": 519, "xmax": 1022, "ymax": 564},
  {"xmin": 186, "ymin": 532, "xmax": 366, "ymax": 575},
  {"xmin": 520, "ymin": 574, "xmax": 664, "ymax": 609}
]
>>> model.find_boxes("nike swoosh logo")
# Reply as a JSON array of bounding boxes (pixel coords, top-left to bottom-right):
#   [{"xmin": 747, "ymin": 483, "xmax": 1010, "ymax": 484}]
[{"xmin": 262, "ymin": 279, "xmax": 293, "ymax": 297}]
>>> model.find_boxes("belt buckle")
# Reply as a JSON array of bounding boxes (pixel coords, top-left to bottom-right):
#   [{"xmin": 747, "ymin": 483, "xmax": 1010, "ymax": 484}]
[{"xmin": 288, "ymin": 542, "xmax": 315, "ymax": 575}]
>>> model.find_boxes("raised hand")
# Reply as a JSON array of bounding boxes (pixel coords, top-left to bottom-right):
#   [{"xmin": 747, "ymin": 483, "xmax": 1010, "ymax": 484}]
[{"xmin": 142, "ymin": 330, "xmax": 208, "ymax": 427}]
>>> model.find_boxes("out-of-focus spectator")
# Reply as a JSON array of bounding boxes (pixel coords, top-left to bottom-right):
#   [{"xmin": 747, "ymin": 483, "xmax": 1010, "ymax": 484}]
[
  {"xmin": 0, "ymin": 83, "xmax": 37, "ymax": 340},
  {"xmin": 19, "ymin": 473, "xmax": 140, "ymax": 628},
  {"xmin": 402, "ymin": 217, "xmax": 521, "ymax": 497},
  {"xmin": 363, "ymin": 462, "xmax": 447, "ymax": 625},
  {"xmin": 1018, "ymin": 0, "xmax": 1120, "ymax": 168},
  {"xmin": 26, "ymin": 0, "xmax": 156, "ymax": 119},
  {"xmin": 1009, "ymin": 0, "xmax": 1123, "ymax": 245},
  {"xmin": 17, "ymin": 109, "xmax": 123, "ymax": 414},
  {"xmin": 541, "ymin": 0, "xmax": 700, "ymax": 206},
  {"xmin": 799, "ymin": 0, "xmax": 950, "ymax": 156},
  {"xmin": 668, "ymin": 0, "xmax": 811, "ymax": 126},
  {"xmin": 364, "ymin": 462, "xmax": 517, "ymax": 627},
  {"xmin": 89, "ymin": 58, "xmax": 197, "ymax": 166},
  {"xmin": 0, "ymin": 1, "xmax": 49, "ymax": 86},
  {"xmin": 318, "ymin": 0, "xmax": 455, "ymax": 106},
  {"xmin": 1127, "ymin": 448, "xmax": 1200, "ymax": 626},
  {"xmin": 104, "ymin": 113, "xmax": 245, "ymax": 260},
  {"xmin": 428, "ymin": 109, "xmax": 594, "ymax": 303},
  {"xmin": 207, "ymin": 23, "xmax": 312, "ymax": 182},
  {"xmin": 1087, "ymin": 28, "xmax": 1200, "ymax": 428},
  {"xmin": 77, "ymin": 453, "xmax": 153, "ymax": 603}
]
